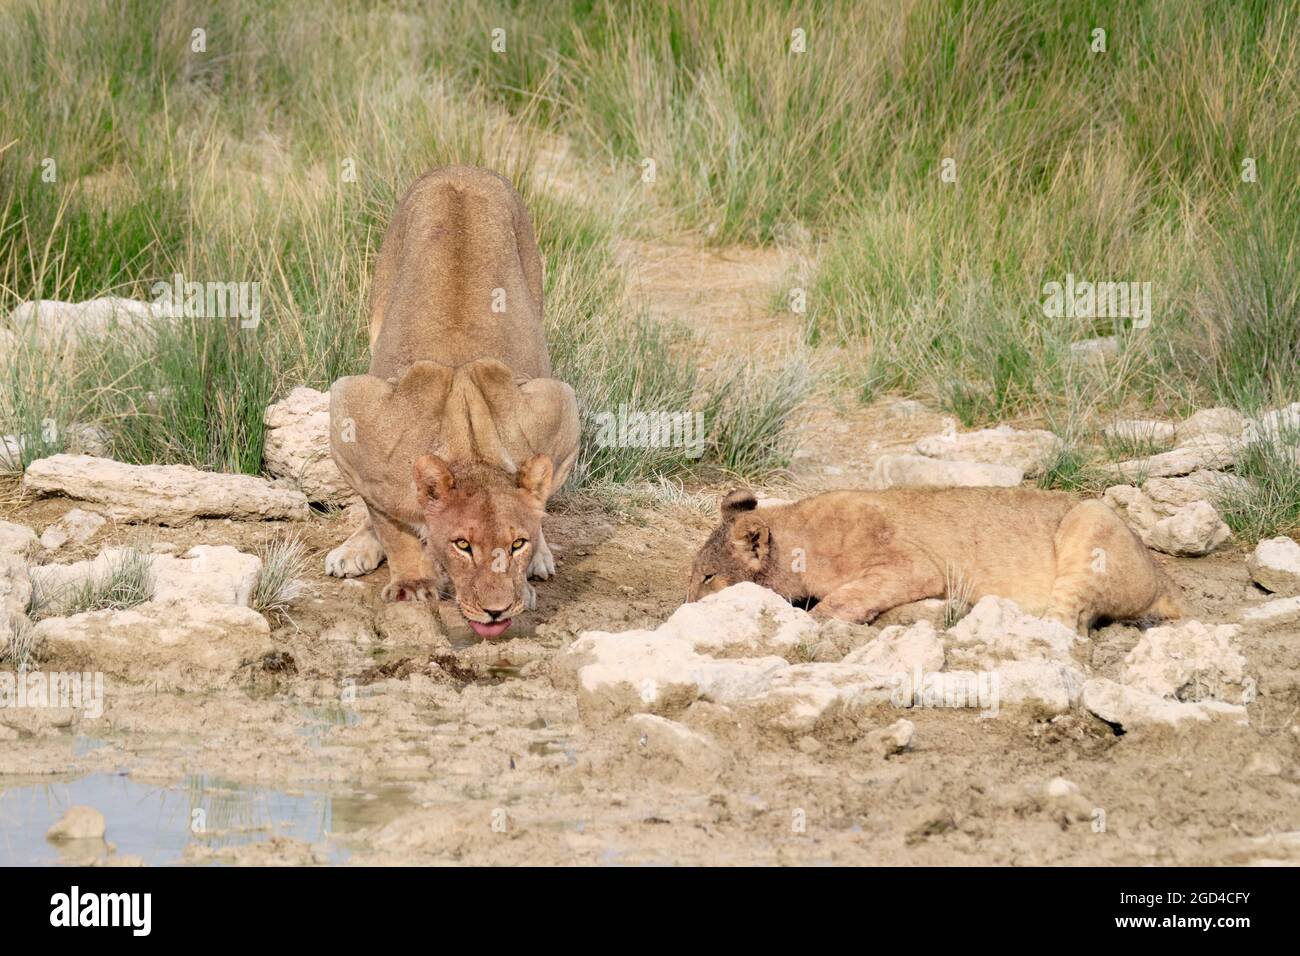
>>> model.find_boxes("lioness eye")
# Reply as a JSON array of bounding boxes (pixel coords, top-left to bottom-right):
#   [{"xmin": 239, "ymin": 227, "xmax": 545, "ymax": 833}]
[
  {"xmin": 702, "ymin": 573, "xmax": 715, "ymax": 584},
  {"xmin": 511, "ymin": 538, "xmax": 527, "ymax": 551},
  {"xmin": 453, "ymin": 539, "xmax": 471, "ymax": 552}
]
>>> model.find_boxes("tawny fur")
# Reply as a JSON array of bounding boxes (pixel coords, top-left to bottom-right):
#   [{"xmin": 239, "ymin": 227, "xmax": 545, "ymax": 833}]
[
  {"xmin": 687, "ymin": 487, "xmax": 1183, "ymax": 633},
  {"xmin": 325, "ymin": 166, "xmax": 579, "ymax": 625}
]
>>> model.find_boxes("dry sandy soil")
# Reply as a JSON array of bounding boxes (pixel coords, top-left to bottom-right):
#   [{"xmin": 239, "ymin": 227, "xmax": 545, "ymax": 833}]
[{"xmin": 2, "ymin": 239, "xmax": 1298, "ymax": 867}]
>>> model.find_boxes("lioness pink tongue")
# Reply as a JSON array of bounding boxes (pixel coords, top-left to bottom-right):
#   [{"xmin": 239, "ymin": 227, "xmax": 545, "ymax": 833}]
[{"xmin": 469, "ymin": 619, "xmax": 512, "ymax": 639}]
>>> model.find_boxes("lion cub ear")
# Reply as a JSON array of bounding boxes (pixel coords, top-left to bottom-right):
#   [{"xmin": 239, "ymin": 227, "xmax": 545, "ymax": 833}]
[
  {"xmin": 720, "ymin": 488, "xmax": 758, "ymax": 519},
  {"xmin": 517, "ymin": 454, "xmax": 554, "ymax": 507},
  {"xmin": 414, "ymin": 454, "xmax": 455, "ymax": 508},
  {"xmin": 729, "ymin": 514, "xmax": 770, "ymax": 572}
]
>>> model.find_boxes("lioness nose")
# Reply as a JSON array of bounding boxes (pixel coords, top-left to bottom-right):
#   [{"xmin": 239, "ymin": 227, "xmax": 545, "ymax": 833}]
[{"xmin": 483, "ymin": 606, "xmax": 511, "ymax": 620}]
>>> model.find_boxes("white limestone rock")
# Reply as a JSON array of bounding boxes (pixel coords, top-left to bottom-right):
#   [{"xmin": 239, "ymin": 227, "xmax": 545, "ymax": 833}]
[
  {"xmin": 9, "ymin": 297, "xmax": 168, "ymax": 340},
  {"xmin": 842, "ymin": 620, "xmax": 945, "ymax": 675},
  {"xmin": 914, "ymin": 425, "xmax": 1061, "ymax": 478},
  {"xmin": 1112, "ymin": 435, "xmax": 1238, "ymax": 479},
  {"xmin": 0, "ymin": 552, "xmax": 32, "ymax": 628},
  {"xmin": 1247, "ymin": 536, "xmax": 1300, "ymax": 595},
  {"xmin": 0, "ymin": 521, "xmax": 37, "ymax": 629},
  {"xmin": 39, "ymin": 509, "xmax": 106, "ymax": 552},
  {"xmin": 865, "ymin": 718, "xmax": 914, "ymax": 757},
  {"xmin": 1122, "ymin": 621, "xmax": 1246, "ymax": 702},
  {"xmin": 1082, "ymin": 678, "xmax": 1248, "ymax": 731},
  {"xmin": 1103, "ymin": 484, "xmax": 1230, "ymax": 556},
  {"xmin": 991, "ymin": 660, "xmax": 1086, "ymax": 716},
  {"xmin": 866, "ymin": 454, "xmax": 1023, "ymax": 490},
  {"xmin": 1243, "ymin": 403, "xmax": 1300, "ymax": 447},
  {"xmin": 1239, "ymin": 595, "xmax": 1300, "ymax": 630},
  {"xmin": 0, "ymin": 520, "xmax": 40, "ymax": 559},
  {"xmin": 32, "ymin": 600, "xmax": 273, "ymax": 690},
  {"xmin": 1177, "ymin": 407, "xmax": 1247, "ymax": 442},
  {"xmin": 30, "ymin": 545, "xmax": 262, "ymax": 613},
  {"xmin": 656, "ymin": 581, "xmax": 820, "ymax": 657},
  {"xmin": 22, "ymin": 454, "xmax": 309, "ymax": 524},
  {"xmin": 263, "ymin": 387, "xmax": 354, "ymax": 505},
  {"xmin": 568, "ymin": 625, "xmax": 788, "ymax": 721},
  {"xmin": 944, "ymin": 596, "xmax": 1080, "ymax": 668},
  {"xmin": 46, "ymin": 805, "xmax": 106, "ymax": 842},
  {"xmin": 1141, "ymin": 472, "xmax": 1251, "ymax": 509}
]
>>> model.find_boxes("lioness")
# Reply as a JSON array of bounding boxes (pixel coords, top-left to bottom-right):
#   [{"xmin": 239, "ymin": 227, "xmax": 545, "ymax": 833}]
[
  {"xmin": 687, "ymin": 487, "xmax": 1183, "ymax": 633},
  {"xmin": 325, "ymin": 166, "xmax": 579, "ymax": 638}
]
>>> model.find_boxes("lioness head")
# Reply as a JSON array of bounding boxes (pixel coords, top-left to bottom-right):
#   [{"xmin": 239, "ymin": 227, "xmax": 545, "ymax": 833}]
[
  {"xmin": 414, "ymin": 453, "xmax": 554, "ymax": 638},
  {"xmin": 687, "ymin": 489, "xmax": 771, "ymax": 601}
]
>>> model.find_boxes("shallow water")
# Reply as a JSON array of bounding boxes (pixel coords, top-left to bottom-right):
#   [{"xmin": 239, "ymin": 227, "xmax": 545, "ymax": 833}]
[{"xmin": 0, "ymin": 771, "xmax": 412, "ymax": 866}]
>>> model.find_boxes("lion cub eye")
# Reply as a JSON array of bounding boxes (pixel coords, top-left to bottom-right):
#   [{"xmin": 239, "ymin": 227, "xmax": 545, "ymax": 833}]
[
  {"xmin": 511, "ymin": 538, "xmax": 528, "ymax": 552},
  {"xmin": 452, "ymin": 539, "xmax": 472, "ymax": 553}
]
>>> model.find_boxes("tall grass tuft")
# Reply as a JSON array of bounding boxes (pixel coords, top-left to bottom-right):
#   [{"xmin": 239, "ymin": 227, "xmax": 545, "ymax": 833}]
[
  {"xmin": 252, "ymin": 533, "xmax": 312, "ymax": 617},
  {"xmin": 2, "ymin": 616, "xmax": 41, "ymax": 673},
  {"xmin": 58, "ymin": 547, "xmax": 156, "ymax": 616}
]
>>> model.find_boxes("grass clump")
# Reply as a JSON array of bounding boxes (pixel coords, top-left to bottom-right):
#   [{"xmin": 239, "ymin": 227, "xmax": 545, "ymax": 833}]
[
  {"xmin": 251, "ymin": 534, "xmax": 312, "ymax": 617},
  {"xmin": 59, "ymin": 547, "xmax": 156, "ymax": 616},
  {"xmin": 1217, "ymin": 436, "xmax": 1300, "ymax": 543},
  {"xmin": 2, "ymin": 616, "xmax": 41, "ymax": 673}
]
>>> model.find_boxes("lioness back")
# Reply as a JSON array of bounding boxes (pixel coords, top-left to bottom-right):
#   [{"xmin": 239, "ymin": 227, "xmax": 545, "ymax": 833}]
[{"xmin": 368, "ymin": 165, "xmax": 549, "ymax": 381}]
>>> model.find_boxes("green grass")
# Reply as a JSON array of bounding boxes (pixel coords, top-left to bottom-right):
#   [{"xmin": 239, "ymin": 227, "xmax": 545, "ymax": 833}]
[
  {"xmin": 1217, "ymin": 435, "xmax": 1300, "ymax": 542},
  {"xmin": 447, "ymin": 0, "xmax": 1299, "ymax": 423},
  {"xmin": 0, "ymin": 0, "xmax": 805, "ymax": 486}
]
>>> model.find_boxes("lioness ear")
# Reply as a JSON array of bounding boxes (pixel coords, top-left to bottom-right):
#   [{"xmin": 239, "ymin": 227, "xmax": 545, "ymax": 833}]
[
  {"xmin": 517, "ymin": 454, "xmax": 554, "ymax": 507},
  {"xmin": 721, "ymin": 488, "xmax": 757, "ymax": 519},
  {"xmin": 729, "ymin": 514, "xmax": 770, "ymax": 572},
  {"xmin": 414, "ymin": 454, "xmax": 455, "ymax": 508}
]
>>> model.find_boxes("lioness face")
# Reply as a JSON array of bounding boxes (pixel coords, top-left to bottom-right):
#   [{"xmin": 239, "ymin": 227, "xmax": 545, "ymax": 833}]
[
  {"xmin": 686, "ymin": 489, "xmax": 771, "ymax": 602},
  {"xmin": 415, "ymin": 453, "xmax": 553, "ymax": 638}
]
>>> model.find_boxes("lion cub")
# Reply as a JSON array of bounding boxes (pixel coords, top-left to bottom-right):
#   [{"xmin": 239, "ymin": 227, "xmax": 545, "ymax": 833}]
[{"xmin": 687, "ymin": 487, "xmax": 1183, "ymax": 633}]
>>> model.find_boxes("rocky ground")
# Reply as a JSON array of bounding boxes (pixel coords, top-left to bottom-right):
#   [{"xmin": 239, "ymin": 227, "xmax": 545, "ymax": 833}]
[{"xmin": 2, "ymin": 247, "xmax": 1299, "ymax": 866}]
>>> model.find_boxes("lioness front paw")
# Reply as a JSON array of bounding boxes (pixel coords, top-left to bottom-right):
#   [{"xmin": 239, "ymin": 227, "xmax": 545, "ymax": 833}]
[
  {"xmin": 522, "ymin": 582, "xmax": 538, "ymax": 611},
  {"xmin": 325, "ymin": 531, "xmax": 386, "ymax": 578},
  {"xmin": 381, "ymin": 578, "xmax": 439, "ymax": 603},
  {"xmin": 528, "ymin": 540, "xmax": 556, "ymax": 580}
]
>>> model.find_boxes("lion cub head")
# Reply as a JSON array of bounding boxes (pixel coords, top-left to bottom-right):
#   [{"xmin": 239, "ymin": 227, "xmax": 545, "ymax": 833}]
[
  {"xmin": 687, "ymin": 489, "xmax": 772, "ymax": 601},
  {"xmin": 414, "ymin": 453, "xmax": 554, "ymax": 638}
]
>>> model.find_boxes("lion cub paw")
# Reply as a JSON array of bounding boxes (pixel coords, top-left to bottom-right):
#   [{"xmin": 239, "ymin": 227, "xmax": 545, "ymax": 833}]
[
  {"xmin": 381, "ymin": 578, "xmax": 439, "ymax": 603},
  {"xmin": 522, "ymin": 582, "xmax": 538, "ymax": 611},
  {"xmin": 325, "ymin": 532, "xmax": 386, "ymax": 578},
  {"xmin": 527, "ymin": 541, "xmax": 556, "ymax": 580}
]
